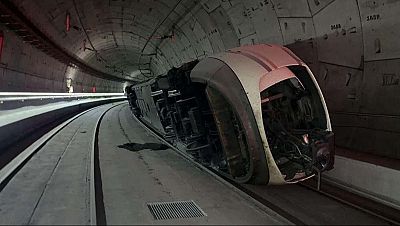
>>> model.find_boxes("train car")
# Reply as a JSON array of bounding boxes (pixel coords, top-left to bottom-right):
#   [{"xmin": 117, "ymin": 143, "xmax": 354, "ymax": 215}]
[{"xmin": 126, "ymin": 44, "xmax": 334, "ymax": 185}]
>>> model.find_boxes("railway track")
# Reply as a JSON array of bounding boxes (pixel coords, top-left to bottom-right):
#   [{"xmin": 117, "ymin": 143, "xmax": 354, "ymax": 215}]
[
  {"xmin": 130, "ymin": 105, "xmax": 399, "ymax": 225},
  {"xmin": 298, "ymin": 178, "xmax": 400, "ymax": 224},
  {"xmin": 0, "ymin": 102, "xmax": 123, "ymax": 225}
]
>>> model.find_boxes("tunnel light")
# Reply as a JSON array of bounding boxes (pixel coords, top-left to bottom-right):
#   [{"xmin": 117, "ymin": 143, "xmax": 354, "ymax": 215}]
[{"xmin": 66, "ymin": 12, "xmax": 71, "ymax": 32}]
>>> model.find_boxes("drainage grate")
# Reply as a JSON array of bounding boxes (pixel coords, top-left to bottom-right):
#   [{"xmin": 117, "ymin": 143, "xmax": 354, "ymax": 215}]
[{"xmin": 147, "ymin": 200, "xmax": 207, "ymax": 220}]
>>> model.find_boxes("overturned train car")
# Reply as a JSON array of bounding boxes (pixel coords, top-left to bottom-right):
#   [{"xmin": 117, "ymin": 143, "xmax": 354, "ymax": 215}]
[{"xmin": 126, "ymin": 44, "xmax": 335, "ymax": 185}]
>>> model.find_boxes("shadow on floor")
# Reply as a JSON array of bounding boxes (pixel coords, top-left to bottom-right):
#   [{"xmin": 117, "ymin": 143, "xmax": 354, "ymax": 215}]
[{"xmin": 117, "ymin": 143, "xmax": 169, "ymax": 152}]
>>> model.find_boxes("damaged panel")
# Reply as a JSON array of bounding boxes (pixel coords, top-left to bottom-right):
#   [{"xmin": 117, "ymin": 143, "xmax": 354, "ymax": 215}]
[
  {"xmin": 201, "ymin": 0, "xmax": 221, "ymax": 13},
  {"xmin": 194, "ymin": 8, "xmax": 224, "ymax": 53},
  {"xmin": 150, "ymin": 58, "xmax": 166, "ymax": 76},
  {"xmin": 181, "ymin": 21, "xmax": 204, "ymax": 58},
  {"xmin": 332, "ymin": 112, "xmax": 400, "ymax": 159},
  {"xmin": 173, "ymin": 29, "xmax": 195, "ymax": 60},
  {"xmin": 279, "ymin": 17, "xmax": 316, "ymax": 45},
  {"xmin": 329, "ymin": 59, "xmax": 400, "ymax": 160},
  {"xmin": 219, "ymin": 0, "xmax": 242, "ymax": 11},
  {"xmin": 313, "ymin": 0, "xmax": 363, "ymax": 69},
  {"xmin": 192, "ymin": 20, "xmax": 213, "ymax": 58},
  {"xmin": 168, "ymin": 39, "xmax": 186, "ymax": 64},
  {"xmin": 273, "ymin": 0, "xmax": 312, "ymax": 17},
  {"xmin": 209, "ymin": 6, "xmax": 239, "ymax": 49},
  {"xmin": 159, "ymin": 43, "xmax": 177, "ymax": 67},
  {"xmin": 239, "ymin": 33, "xmax": 258, "ymax": 46},
  {"xmin": 358, "ymin": 0, "xmax": 400, "ymax": 61},
  {"xmin": 156, "ymin": 49, "xmax": 172, "ymax": 70},
  {"xmin": 307, "ymin": 0, "xmax": 335, "ymax": 16},
  {"xmin": 172, "ymin": 34, "xmax": 193, "ymax": 62},
  {"xmin": 359, "ymin": 60, "xmax": 400, "ymax": 116},
  {"xmin": 317, "ymin": 63, "xmax": 363, "ymax": 113},
  {"xmin": 224, "ymin": 1, "xmax": 257, "ymax": 39},
  {"xmin": 244, "ymin": 0, "xmax": 283, "ymax": 44},
  {"xmin": 164, "ymin": 42, "xmax": 181, "ymax": 67},
  {"xmin": 286, "ymin": 40, "xmax": 319, "ymax": 74}
]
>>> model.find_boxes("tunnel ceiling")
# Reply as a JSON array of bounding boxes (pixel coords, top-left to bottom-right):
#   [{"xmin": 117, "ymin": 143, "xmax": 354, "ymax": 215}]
[
  {"xmin": 9, "ymin": 0, "xmax": 199, "ymax": 81},
  {"xmin": 5, "ymin": 0, "xmax": 400, "ymax": 85}
]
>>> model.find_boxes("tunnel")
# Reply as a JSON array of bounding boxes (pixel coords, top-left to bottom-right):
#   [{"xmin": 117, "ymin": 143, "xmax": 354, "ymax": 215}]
[{"xmin": 0, "ymin": 0, "xmax": 399, "ymax": 225}]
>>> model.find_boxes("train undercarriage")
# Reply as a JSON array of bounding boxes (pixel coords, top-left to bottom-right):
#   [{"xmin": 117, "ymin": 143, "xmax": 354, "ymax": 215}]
[{"xmin": 127, "ymin": 58, "xmax": 334, "ymax": 184}]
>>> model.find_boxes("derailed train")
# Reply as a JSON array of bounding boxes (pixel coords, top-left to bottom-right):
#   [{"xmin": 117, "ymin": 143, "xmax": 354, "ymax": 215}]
[{"xmin": 126, "ymin": 44, "xmax": 335, "ymax": 185}]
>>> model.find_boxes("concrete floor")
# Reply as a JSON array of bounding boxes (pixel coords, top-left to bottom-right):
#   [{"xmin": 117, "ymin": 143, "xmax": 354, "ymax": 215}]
[
  {"xmin": 0, "ymin": 104, "xmax": 113, "ymax": 225},
  {"xmin": 0, "ymin": 103, "xmax": 389, "ymax": 225},
  {"xmin": 0, "ymin": 103, "xmax": 289, "ymax": 225},
  {"xmin": 98, "ymin": 104, "xmax": 288, "ymax": 225}
]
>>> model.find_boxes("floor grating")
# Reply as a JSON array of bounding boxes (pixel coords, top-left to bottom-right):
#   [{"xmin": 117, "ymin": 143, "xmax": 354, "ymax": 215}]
[{"xmin": 147, "ymin": 200, "xmax": 207, "ymax": 220}]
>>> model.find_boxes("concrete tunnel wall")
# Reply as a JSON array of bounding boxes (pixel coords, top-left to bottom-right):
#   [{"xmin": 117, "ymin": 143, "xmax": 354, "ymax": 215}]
[
  {"xmin": 0, "ymin": 26, "xmax": 124, "ymax": 93},
  {"xmin": 150, "ymin": 0, "xmax": 400, "ymax": 160},
  {"xmin": 1, "ymin": 0, "xmax": 399, "ymax": 160}
]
